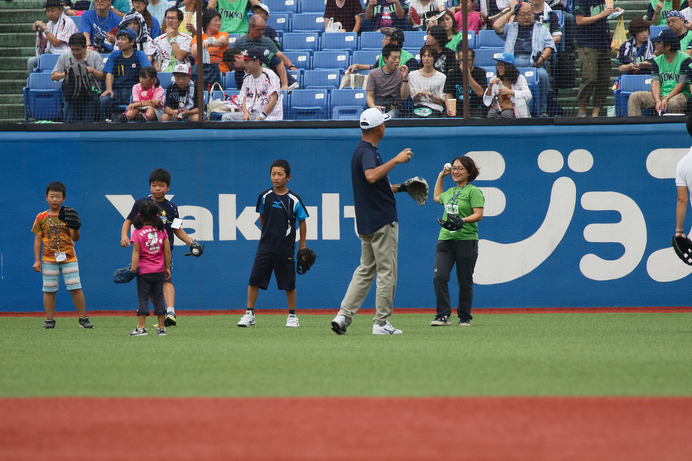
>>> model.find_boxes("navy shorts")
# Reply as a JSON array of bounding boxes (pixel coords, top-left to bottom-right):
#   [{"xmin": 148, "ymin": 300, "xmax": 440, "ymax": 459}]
[{"xmin": 249, "ymin": 252, "xmax": 296, "ymax": 291}]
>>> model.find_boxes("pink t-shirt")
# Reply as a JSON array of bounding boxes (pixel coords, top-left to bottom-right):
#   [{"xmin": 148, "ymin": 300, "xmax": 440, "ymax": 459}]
[
  {"xmin": 131, "ymin": 225, "xmax": 167, "ymax": 274},
  {"xmin": 132, "ymin": 83, "xmax": 165, "ymax": 109},
  {"xmin": 454, "ymin": 10, "xmax": 482, "ymax": 34}
]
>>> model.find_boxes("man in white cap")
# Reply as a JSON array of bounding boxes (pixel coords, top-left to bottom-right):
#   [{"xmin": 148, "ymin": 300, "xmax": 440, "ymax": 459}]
[{"xmin": 331, "ymin": 108, "xmax": 413, "ymax": 336}]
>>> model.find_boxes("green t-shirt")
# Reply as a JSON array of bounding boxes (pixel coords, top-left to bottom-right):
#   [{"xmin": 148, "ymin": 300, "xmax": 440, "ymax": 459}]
[
  {"xmin": 445, "ymin": 32, "xmax": 463, "ymax": 52},
  {"xmin": 681, "ymin": 31, "xmax": 692, "ymax": 53},
  {"xmin": 376, "ymin": 49, "xmax": 416, "ymax": 68},
  {"xmin": 218, "ymin": 0, "xmax": 251, "ymax": 34},
  {"xmin": 654, "ymin": 50, "xmax": 692, "ymax": 97},
  {"xmin": 437, "ymin": 184, "xmax": 484, "ymax": 241}
]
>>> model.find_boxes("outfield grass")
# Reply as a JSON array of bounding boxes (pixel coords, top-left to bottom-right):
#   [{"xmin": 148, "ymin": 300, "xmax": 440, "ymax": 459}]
[{"xmin": 1, "ymin": 313, "xmax": 690, "ymax": 398}]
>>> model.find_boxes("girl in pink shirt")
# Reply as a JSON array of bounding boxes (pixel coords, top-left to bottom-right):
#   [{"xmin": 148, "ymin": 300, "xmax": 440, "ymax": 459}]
[
  {"xmin": 124, "ymin": 66, "xmax": 165, "ymax": 122},
  {"xmin": 128, "ymin": 201, "xmax": 171, "ymax": 336},
  {"xmin": 454, "ymin": 0, "xmax": 485, "ymax": 34}
]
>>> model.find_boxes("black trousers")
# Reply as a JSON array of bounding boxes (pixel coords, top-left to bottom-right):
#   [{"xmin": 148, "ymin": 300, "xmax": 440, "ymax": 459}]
[
  {"xmin": 433, "ymin": 240, "xmax": 478, "ymax": 322},
  {"xmin": 136, "ymin": 272, "xmax": 166, "ymax": 316}
]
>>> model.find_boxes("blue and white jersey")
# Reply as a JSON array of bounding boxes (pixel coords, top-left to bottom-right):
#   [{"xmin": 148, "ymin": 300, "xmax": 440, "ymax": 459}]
[{"xmin": 256, "ymin": 188, "xmax": 308, "ymax": 255}]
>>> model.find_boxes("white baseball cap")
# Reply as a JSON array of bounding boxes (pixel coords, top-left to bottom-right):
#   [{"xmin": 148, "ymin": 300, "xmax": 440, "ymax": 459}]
[
  {"xmin": 359, "ymin": 108, "xmax": 390, "ymax": 129},
  {"xmin": 172, "ymin": 63, "xmax": 191, "ymax": 75}
]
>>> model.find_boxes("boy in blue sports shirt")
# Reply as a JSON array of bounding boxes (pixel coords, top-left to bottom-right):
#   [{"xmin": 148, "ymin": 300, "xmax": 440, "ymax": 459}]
[
  {"xmin": 238, "ymin": 159, "xmax": 309, "ymax": 328},
  {"xmin": 120, "ymin": 168, "xmax": 200, "ymax": 327},
  {"xmin": 98, "ymin": 27, "xmax": 151, "ymax": 121}
]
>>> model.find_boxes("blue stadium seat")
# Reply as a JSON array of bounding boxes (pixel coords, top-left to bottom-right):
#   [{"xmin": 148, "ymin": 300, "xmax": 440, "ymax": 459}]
[
  {"xmin": 460, "ymin": 32, "xmax": 477, "ymax": 49},
  {"xmin": 477, "ymin": 29, "xmax": 506, "ymax": 48},
  {"xmin": 292, "ymin": 13, "xmax": 325, "ymax": 31},
  {"xmin": 289, "ymin": 88, "xmax": 329, "ymax": 119},
  {"xmin": 352, "ymin": 49, "xmax": 380, "ymax": 69},
  {"xmin": 301, "ymin": 0, "xmax": 327, "ymax": 13},
  {"xmin": 403, "ymin": 30, "xmax": 427, "ymax": 49},
  {"xmin": 473, "ymin": 48, "xmax": 503, "ymax": 67},
  {"xmin": 37, "ymin": 53, "xmax": 60, "ymax": 73},
  {"xmin": 23, "ymin": 72, "xmax": 63, "ymax": 122},
  {"xmin": 227, "ymin": 34, "xmax": 240, "ymax": 47},
  {"xmin": 223, "ymin": 71, "xmax": 236, "ymax": 90},
  {"xmin": 157, "ymin": 72, "xmax": 175, "ymax": 88},
  {"xmin": 282, "ymin": 32, "xmax": 320, "ymax": 50},
  {"xmin": 264, "ymin": 0, "xmax": 299, "ymax": 14},
  {"xmin": 281, "ymin": 89, "xmax": 289, "ymax": 116},
  {"xmin": 518, "ymin": 67, "xmax": 540, "ymax": 115},
  {"xmin": 312, "ymin": 50, "xmax": 350, "ymax": 69},
  {"xmin": 403, "ymin": 48, "xmax": 420, "ymax": 62},
  {"xmin": 650, "ymin": 25, "xmax": 667, "ymax": 39},
  {"xmin": 267, "ymin": 12, "xmax": 292, "ymax": 32},
  {"xmin": 303, "ymin": 69, "xmax": 341, "ymax": 88},
  {"xmin": 330, "ymin": 88, "xmax": 367, "ymax": 119},
  {"xmin": 320, "ymin": 32, "xmax": 358, "ymax": 51},
  {"xmin": 359, "ymin": 31, "xmax": 382, "ymax": 50},
  {"xmin": 283, "ymin": 50, "xmax": 312, "ymax": 69},
  {"xmin": 615, "ymin": 74, "xmax": 654, "ymax": 117}
]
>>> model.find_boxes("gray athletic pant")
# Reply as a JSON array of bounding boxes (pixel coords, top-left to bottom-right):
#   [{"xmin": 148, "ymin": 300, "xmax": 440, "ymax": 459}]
[{"xmin": 433, "ymin": 239, "xmax": 478, "ymax": 322}]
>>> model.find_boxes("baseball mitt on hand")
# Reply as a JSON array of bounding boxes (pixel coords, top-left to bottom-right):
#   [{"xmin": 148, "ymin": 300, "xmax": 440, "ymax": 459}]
[
  {"xmin": 399, "ymin": 177, "xmax": 429, "ymax": 206},
  {"xmin": 185, "ymin": 240, "xmax": 204, "ymax": 257},
  {"xmin": 113, "ymin": 266, "xmax": 138, "ymax": 283},
  {"xmin": 58, "ymin": 206, "xmax": 81, "ymax": 230},
  {"xmin": 438, "ymin": 215, "xmax": 465, "ymax": 232},
  {"xmin": 297, "ymin": 247, "xmax": 317, "ymax": 274},
  {"xmin": 672, "ymin": 235, "xmax": 692, "ymax": 265}
]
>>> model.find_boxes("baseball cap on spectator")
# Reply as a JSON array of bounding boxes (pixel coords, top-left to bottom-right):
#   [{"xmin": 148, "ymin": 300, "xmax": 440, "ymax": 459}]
[
  {"xmin": 116, "ymin": 27, "xmax": 137, "ymax": 41},
  {"xmin": 172, "ymin": 63, "xmax": 191, "ymax": 75},
  {"xmin": 494, "ymin": 52, "xmax": 516, "ymax": 66},
  {"xmin": 652, "ymin": 28, "xmax": 680, "ymax": 50},
  {"xmin": 45, "ymin": 0, "xmax": 62, "ymax": 8},
  {"xmin": 251, "ymin": 3, "xmax": 270, "ymax": 15},
  {"xmin": 359, "ymin": 108, "xmax": 390, "ymax": 129},
  {"xmin": 242, "ymin": 46, "xmax": 266, "ymax": 61},
  {"xmin": 381, "ymin": 27, "xmax": 405, "ymax": 45}
]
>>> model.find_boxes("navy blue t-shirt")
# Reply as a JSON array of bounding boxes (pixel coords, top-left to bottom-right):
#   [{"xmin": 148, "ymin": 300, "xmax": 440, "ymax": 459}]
[
  {"xmin": 574, "ymin": 0, "xmax": 611, "ymax": 50},
  {"xmin": 351, "ymin": 140, "xmax": 397, "ymax": 235},
  {"xmin": 126, "ymin": 196, "xmax": 179, "ymax": 249},
  {"xmin": 256, "ymin": 188, "xmax": 309, "ymax": 255},
  {"xmin": 103, "ymin": 49, "xmax": 151, "ymax": 90}
]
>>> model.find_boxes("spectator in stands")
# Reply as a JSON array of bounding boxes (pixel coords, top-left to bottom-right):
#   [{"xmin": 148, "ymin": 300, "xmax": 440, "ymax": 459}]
[
  {"xmin": 51, "ymin": 32, "xmax": 105, "ymax": 122},
  {"xmin": 178, "ymin": 0, "xmax": 198, "ymax": 37},
  {"xmin": 235, "ymin": 15, "xmax": 298, "ymax": 91},
  {"xmin": 87, "ymin": 0, "xmax": 130, "ymax": 18},
  {"xmin": 574, "ymin": 0, "xmax": 621, "ymax": 117},
  {"xmin": 162, "ymin": 63, "xmax": 200, "ymax": 121},
  {"xmin": 493, "ymin": 1, "xmax": 555, "ymax": 117},
  {"xmin": 427, "ymin": 25, "xmax": 458, "ymax": 75},
  {"xmin": 81, "ymin": 0, "xmax": 121, "ymax": 52},
  {"xmin": 628, "ymin": 29, "xmax": 691, "ymax": 116},
  {"xmin": 617, "ymin": 18, "xmax": 655, "ymax": 75},
  {"xmin": 147, "ymin": 0, "xmax": 174, "ymax": 29},
  {"xmin": 217, "ymin": 0, "xmax": 261, "ymax": 34},
  {"xmin": 483, "ymin": 51, "xmax": 531, "ymax": 118},
  {"xmin": 222, "ymin": 47, "xmax": 283, "ymax": 121},
  {"xmin": 444, "ymin": 44, "xmax": 487, "ymax": 117},
  {"xmin": 363, "ymin": 0, "xmax": 406, "ymax": 31},
  {"xmin": 99, "ymin": 27, "xmax": 151, "ymax": 120},
  {"xmin": 28, "ymin": 0, "xmax": 78, "ymax": 74},
  {"xmin": 347, "ymin": 28, "xmax": 420, "ymax": 73},
  {"xmin": 649, "ymin": 0, "xmax": 689, "ymax": 27},
  {"xmin": 222, "ymin": 47, "xmax": 247, "ymax": 89},
  {"xmin": 436, "ymin": 9, "xmax": 465, "ymax": 51},
  {"xmin": 153, "ymin": 8, "xmax": 192, "ymax": 72},
  {"xmin": 250, "ymin": 4, "xmax": 282, "ymax": 50},
  {"xmin": 366, "ymin": 43, "xmax": 410, "ymax": 117},
  {"xmin": 531, "ymin": 0, "xmax": 561, "ymax": 46},
  {"xmin": 453, "ymin": 0, "xmax": 485, "ymax": 35},
  {"xmin": 132, "ymin": 0, "xmax": 161, "ymax": 38},
  {"xmin": 60, "ymin": 0, "xmax": 79, "ymax": 17},
  {"xmin": 407, "ymin": 0, "xmax": 445, "ymax": 30},
  {"xmin": 323, "ymin": 0, "xmax": 365, "ymax": 33},
  {"xmin": 408, "ymin": 44, "xmax": 446, "ymax": 117},
  {"xmin": 123, "ymin": 66, "xmax": 165, "ymax": 121},
  {"xmin": 665, "ymin": 11, "xmax": 692, "ymax": 55},
  {"xmin": 191, "ymin": 9, "xmax": 229, "ymax": 86},
  {"xmin": 117, "ymin": 11, "xmax": 156, "ymax": 58}
]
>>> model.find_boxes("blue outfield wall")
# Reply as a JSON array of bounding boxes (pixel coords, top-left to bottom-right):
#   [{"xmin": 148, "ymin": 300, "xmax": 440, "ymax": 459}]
[{"xmin": 1, "ymin": 122, "xmax": 691, "ymax": 312}]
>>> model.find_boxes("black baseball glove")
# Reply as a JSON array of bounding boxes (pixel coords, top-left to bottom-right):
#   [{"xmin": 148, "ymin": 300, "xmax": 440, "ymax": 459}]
[
  {"xmin": 184, "ymin": 240, "xmax": 204, "ymax": 257},
  {"xmin": 672, "ymin": 235, "xmax": 692, "ymax": 265},
  {"xmin": 297, "ymin": 247, "xmax": 317, "ymax": 274},
  {"xmin": 437, "ymin": 215, "xmax": 465, "ymax": 232},
  {"xmin": 114, "ymin": 265, "xmax": 138, "ymax": 283},
  {"xmin": 58, "ymin": 206, "xmax": 81, "ymax": 230}
]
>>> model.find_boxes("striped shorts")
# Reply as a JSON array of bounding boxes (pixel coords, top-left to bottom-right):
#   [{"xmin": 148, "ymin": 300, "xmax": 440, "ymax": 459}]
[{"xmin": 42, "ymin": 261, "xmax": 82, "ymax": 292}]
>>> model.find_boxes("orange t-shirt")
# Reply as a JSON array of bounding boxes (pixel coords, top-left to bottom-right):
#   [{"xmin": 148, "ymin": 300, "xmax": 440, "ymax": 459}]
[
  {"xmin": 192, "ymin": 31, "xmax": 230, "ymax": 74},
  {"xmin": 31, "ymin": 211, "xmax": 77, "ymax": 263}
]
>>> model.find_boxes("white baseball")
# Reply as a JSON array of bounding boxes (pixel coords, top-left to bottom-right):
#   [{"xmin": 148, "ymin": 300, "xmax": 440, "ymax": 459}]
[
  {"xmin": 444, "ymin": 163, "xmax": 452, "ymax": 172},
  {"xmin": 191, "ymin": 247, "xmax": 200, "ymax": 256}
]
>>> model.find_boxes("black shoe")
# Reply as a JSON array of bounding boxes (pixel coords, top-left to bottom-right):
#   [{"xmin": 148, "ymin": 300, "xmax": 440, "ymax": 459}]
[
  {"xmin": 43, "ymin": 319, "xmax": 56, "ymax": 329},
  {"xmin": 79, "ymin": 316, "xmax": 94, "ymax": 329},
  {"xmin": 458, "ymin": 319, "xmax": 471, "ymax": 327},
  {"xmin": 431, "ymin": 315, "xmax": 451, "ymax": 326},
  {"xmin": 164, "ymin": 312, "xmax": 177, "ymax": 327}
]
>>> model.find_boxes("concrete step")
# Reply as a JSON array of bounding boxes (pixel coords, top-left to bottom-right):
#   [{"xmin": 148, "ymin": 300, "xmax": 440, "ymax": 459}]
[
  {"xmin": 0, "ymin": 23, "xmax": 34, "ymax": 34},
  {"xmin": 5, "ymin": 69, "xmax": 31, "ymax": 80},
  {"xmin": 4, "ymin": 55, "xmax": 32, "ymax": 70},
  {"xmin": 0, "ymin": 32, "xmax": 38, "ymax": 48},
  {"xmin": 0, "ymin": 1, "xmax": 45, "ymax": 8},
  {"xmin": 0, "ymin": 46, "xmax": 36, "ymax": 57},
  {"xmin": 0, "ymin": 103, "xmax": 27, "ymax": 120},
  {"xmin": 0, "ymin": 93, "xmax": 23, "ymax": 105},
  {"xmin": 0, "ymin": 79, "xmax": 29, "ymax": 93},
  {"xmin": 0, "ymin": 9, "xmax": 44, "ymax": 23}
]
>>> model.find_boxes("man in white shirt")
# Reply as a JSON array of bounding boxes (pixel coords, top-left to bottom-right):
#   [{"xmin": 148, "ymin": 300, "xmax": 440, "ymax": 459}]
[
  {"xmin": 28, "ymin": 0, "xmax": 78, "ymax": 73},
  {"xmin": 153, "ymin": 7, "xmax": 192, "ymax": 72}
]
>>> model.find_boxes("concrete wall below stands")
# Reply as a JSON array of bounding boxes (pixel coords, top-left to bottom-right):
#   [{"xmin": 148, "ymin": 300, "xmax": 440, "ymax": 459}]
[{"xmin": 1, "ymin": 121, "xmax": 690, "ymax": 312}]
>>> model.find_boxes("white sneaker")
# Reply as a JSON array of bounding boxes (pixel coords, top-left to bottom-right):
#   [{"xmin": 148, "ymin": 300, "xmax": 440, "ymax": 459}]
[
  {"xmin": 372, "ymin": 321, "xmax": 402, "ymax": 335},
  {"xmin": 330, "ymin": 314, "xmax": 348, "ymax": 335},
  {"xmin": 237, "ymin": 310, "xmax": 255, "ymax": 327},
  {"xmin": 286, "ymin": 314, "xmax": 300, "ymax": 327}
]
